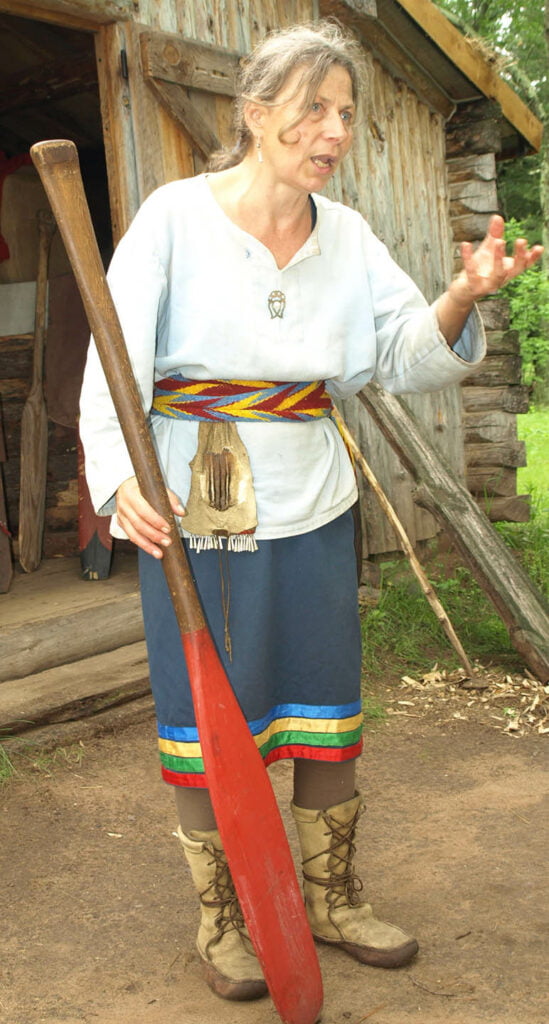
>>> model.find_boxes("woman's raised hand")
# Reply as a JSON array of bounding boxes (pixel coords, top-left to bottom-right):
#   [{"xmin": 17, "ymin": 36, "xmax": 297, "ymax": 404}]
[
  {"xmin": 115, "ymin": 476, "xmax": 185, "ymax": 558},
  {"xmin": 437, "ymin": 215, "xmax": 543, "ymax": 346},
  {"xmin": 457, "ymin": 214, "xmax": 543, "ymax": 302}
]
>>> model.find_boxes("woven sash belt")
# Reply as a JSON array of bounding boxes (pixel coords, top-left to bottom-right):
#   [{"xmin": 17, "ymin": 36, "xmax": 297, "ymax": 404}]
[{"xmin": 151, "ymin": 375, "xmax": 333, "ymax": 422}]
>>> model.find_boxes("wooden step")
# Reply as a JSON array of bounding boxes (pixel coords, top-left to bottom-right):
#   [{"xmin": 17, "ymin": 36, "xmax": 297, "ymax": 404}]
[
  {"xmin": 0, "ymin": 641, "xmax": 150, "ymax": 737},
  {"xmin": 1, "ymin": 552, "xmax": 144, "ymax": 681}
]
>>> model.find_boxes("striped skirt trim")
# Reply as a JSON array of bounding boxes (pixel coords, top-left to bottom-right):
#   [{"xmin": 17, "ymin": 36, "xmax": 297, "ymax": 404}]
[{"xmin": 157, "ymin": 700, "xmax": 364, "ymax": 788}]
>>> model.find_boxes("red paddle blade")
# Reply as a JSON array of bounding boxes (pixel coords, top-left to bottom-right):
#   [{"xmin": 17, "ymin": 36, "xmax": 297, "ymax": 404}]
[{"xmin": 183, "ymin": 627, "xmax": 323, "ymax": 1024}]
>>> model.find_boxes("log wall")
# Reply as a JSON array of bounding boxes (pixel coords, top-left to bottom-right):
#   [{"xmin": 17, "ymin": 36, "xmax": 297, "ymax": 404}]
[{"xmin": 446, "ymin": 109, "xmax": 530, "ymax": 524}]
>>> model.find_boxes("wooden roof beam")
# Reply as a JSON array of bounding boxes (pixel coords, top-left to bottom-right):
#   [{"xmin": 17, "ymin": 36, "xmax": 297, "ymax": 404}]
[
  {"xmin": 0, "ymin": 53, "xmax": 97, "ymax": 115},
  {"xmin": 394, "ymin": 0, "xmax": 542, "ymax": 151},
  {"xmin": 0, "ymin": 0, "xmax": 132, "ymax": 31}
]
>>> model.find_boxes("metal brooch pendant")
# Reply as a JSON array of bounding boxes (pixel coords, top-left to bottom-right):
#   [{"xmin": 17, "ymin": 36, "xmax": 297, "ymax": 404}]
[{"xmin": 268, "ymin": 290, "xmax": 286, "ymax": 319}]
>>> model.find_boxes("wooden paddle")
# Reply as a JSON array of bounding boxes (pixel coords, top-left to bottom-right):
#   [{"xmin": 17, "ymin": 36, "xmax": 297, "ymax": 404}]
[
  {"xmin": 0, "ymin": 408, "xmax": 13, "ymax": 593},
  {"xmin": 18, "ymin": 207, "xmax": 56, "ymax": 571},
  {"xmin": 30, "ymin": 139, "xmax": 323, "ymax": 1024}
]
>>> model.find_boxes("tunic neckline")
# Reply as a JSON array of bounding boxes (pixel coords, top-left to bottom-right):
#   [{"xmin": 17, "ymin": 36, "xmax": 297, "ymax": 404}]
[{"xmin": 200, "ymin": 173, "xmax": 321, "ymax": 271}]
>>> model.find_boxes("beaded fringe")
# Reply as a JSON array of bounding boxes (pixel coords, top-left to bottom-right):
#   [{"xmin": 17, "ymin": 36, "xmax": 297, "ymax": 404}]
[{"xmin": 187, "ymin": 533, "xmax": 258, "ymax": 553}]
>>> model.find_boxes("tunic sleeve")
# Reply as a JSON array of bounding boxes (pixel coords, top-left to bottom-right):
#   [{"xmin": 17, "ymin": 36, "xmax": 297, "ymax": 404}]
[
  {"xmin": 364, "ymin": 224, "xmax": 486, "ymax": 395},
  {"xmin": 79, "ymin": 201, "xmax": 168, "ymax": 516}
]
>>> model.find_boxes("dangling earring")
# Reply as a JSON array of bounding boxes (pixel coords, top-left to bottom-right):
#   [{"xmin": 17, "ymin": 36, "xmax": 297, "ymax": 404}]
[{"xmin": 256, "ymin": 137, "xmax": 263, "ymax": 164}]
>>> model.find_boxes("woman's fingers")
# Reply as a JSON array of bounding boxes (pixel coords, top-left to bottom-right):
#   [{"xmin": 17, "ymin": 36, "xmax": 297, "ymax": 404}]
[
  {"xmin": 116, "ymin": 476, "xmax": 173, "ymax": 558},
  {"xmin": 461, "ymin": 221, "xmax": 544, "ymax": 298},
  {"xmin": 167, "ymin": 488, "xmax": 186, "ymax": 518}
]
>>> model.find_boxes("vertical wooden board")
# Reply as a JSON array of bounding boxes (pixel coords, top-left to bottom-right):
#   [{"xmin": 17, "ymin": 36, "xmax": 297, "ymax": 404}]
[
  {"xmin": 215, "ymin": 92, "xmax": 238, "ymax": 147},
  {"xmin": 335, "ymin": 66, "xmax": 467, "ymax": 554},
  {"xmin": 159, "ymin": 0, "xmax": 179, "ymax": 31},
  {"xmin": 129, "ymin": 22, "xmax": 196, "ymax": 200},
  {"xmin": 192, "ymin": 0, "xmax": 218, "ymax": 44},
  {"xmin": 158, "ymin": 101, "xmax": 197, "ymax": 182},
  {"xmin": 95, "ymin": 22, "xmax": 141, "ymax": 241},
  {"xmin": 427, "ymin": 105, "xmax": 453, "ymax": 294},
  {"xmin": 224, "ymin": 0, "xmax": 250, "ymax": 53}
]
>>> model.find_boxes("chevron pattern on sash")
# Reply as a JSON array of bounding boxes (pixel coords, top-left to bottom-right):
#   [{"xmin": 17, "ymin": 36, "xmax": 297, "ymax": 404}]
[{"xmin": 152, "ymin": 376, "xmax": 333, "ymax": 422}]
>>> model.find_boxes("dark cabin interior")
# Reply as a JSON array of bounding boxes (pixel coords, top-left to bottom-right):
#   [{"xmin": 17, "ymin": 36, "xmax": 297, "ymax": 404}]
[{"xmin": 0, "ymin": 13, "xmax": 113, "ymax": 558}]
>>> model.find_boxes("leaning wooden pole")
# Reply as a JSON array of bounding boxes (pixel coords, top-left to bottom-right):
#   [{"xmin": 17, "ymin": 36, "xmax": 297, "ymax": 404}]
[
  {"xmin": 332, "ymin": 406, "xmax": 475, "ymax": 676},
  {"xmin": 356, "ymin": 383, "xmax": 549, "ymax": 682}
]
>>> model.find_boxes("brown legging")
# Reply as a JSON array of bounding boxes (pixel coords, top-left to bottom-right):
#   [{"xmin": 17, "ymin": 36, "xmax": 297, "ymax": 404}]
[{"xmin": 175, "ymin": 757, "xmax": 357, "ymax": 833}]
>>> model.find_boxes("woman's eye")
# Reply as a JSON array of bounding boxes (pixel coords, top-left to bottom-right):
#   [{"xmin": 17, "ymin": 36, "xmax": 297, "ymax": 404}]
[
  {"xmin": 311, "ymin": 102, "xmax": 322, "ymax": 113},
  {"xmin": 341, "ymin": 111, "xmax": 353, "ymax": 124}
]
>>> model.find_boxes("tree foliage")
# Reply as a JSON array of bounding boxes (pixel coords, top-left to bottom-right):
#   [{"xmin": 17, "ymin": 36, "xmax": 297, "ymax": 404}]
[{"xmin": 504, "ymin": 221, "xmax": 549, "ymax": 396}]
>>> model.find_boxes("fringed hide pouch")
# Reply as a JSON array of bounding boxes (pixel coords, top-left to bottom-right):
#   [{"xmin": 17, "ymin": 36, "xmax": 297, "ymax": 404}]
[{"xmin": 183, "ymin": 420, "xmax": 258, "ymax": 552}]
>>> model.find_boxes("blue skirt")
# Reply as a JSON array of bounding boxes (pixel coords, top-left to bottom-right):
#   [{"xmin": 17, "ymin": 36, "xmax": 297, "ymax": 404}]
[{"xmin": 138, "ymin": 509, "xmax": 363, "ymax": 787}]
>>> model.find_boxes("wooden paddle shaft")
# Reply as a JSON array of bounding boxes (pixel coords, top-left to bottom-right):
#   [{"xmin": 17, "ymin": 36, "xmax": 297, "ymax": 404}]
[{"xmin": 30, "ymin": 140, "xmax": 204, "ymax": 633}]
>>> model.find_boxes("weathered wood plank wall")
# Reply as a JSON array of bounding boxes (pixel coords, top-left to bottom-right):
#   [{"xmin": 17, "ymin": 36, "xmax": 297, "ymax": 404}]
[{"xmin": 327, "ymin": 72, "xmax": 461, "ymax": 555}]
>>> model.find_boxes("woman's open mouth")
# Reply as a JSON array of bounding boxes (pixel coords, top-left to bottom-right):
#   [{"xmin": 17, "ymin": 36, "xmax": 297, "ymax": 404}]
[{"xmin": 311, "ymin": 155, "xmax": 336, "ymax": 171}]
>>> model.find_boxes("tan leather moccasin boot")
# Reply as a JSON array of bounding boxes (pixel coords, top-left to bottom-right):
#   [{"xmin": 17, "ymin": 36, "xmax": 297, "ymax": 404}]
[
  {"xmin": 178, "ymin": 826, "xmax": 267, "ymax": 1000},
  {"xmin": 291, "ymin": 793, "xmax": 418, "ymax": 968}
]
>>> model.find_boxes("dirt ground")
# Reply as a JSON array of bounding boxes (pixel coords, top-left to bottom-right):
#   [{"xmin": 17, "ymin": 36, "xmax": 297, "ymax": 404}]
[{"xmin": 1, "ymin": 682, "xmax": 548, "ymax": 1024}]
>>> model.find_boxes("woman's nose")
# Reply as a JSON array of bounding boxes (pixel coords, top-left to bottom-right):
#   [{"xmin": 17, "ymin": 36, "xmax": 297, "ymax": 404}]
[{"xmin": 323, "ymin": 108, "xmax": 347, "ymax": 139}]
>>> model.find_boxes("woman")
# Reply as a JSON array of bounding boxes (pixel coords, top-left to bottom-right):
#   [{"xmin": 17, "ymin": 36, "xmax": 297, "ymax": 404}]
[{"xmin": 80, "ymin": 20, "xmax": 542, "ymax": 1004}]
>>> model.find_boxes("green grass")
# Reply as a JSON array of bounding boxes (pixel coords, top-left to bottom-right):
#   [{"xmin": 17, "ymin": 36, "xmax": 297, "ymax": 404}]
[
  {"xmin": 517, "ymin": 406, "xmax": 549, "ymax": 495},
  {"xmin": 501, "ymin": 405, "xmax": 549, "ymax": 597},
  {"xmin": 360, "ymin": 558, "xmax": 513, "ymax": 680},
  {"xmin": 0, "ymin": 744, "xmax": 16, "ymax": 783},
  {"xmin": 0, "ymin": 742, "xmax": 85, "ymax": 785}
]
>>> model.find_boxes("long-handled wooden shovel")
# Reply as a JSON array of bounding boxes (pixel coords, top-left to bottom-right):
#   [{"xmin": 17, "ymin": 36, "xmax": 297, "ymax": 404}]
[
  {"xmin": 18, "ymin": 208, "xmax": 56, "ymax": 571},
  {"xmin": 30, "ymin": 139, "xmax": 323, "ymax": 1024}
]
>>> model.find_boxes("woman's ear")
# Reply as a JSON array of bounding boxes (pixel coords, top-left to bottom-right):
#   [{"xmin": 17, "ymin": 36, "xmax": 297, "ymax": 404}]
[{"xmin": 243, "ymin": 99, "xmax": 266, "ymax": 134}]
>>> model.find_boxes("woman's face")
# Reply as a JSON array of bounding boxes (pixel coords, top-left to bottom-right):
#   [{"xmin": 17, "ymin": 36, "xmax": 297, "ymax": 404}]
[{"xmin": 253, "ymin": 64, "xmax": 355, "ymax": 192}]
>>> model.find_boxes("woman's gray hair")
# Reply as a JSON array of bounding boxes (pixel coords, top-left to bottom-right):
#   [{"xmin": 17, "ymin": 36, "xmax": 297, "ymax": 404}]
[{"xmin": 208, "ymin": 20, "xmax": 368, "ymax": 171}]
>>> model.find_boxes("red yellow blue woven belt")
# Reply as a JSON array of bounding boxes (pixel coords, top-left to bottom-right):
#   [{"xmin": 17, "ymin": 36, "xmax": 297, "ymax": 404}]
[{"xmin": 151, "ymin": 376, "xmax": 333, "ymax": 422}]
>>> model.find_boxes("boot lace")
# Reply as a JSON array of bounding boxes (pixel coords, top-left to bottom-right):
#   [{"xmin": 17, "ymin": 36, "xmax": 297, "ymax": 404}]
[
  {"xmin": 199, "ymin": 843, "xmax": 249, "ymax": 953},
  {"xmin": 303, "ymin": 806, "xmax": 365, "ymax": 909}
]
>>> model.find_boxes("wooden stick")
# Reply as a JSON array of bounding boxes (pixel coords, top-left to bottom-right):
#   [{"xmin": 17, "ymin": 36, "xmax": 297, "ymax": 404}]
[{"xmin": 332, "ymin": 405, "xmax": 475, "ymax": 677}]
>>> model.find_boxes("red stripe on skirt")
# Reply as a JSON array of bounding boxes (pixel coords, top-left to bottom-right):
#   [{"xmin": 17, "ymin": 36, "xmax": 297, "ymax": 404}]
[{"xmin": 161, "ymin": 740, "xmax": 363, "ymax": 788}]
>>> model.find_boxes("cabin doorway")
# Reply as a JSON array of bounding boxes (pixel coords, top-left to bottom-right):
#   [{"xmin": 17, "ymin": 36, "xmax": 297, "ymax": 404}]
[{"xmin": 0, "ymin": 11, "xmax": 113, "ymax": 561}]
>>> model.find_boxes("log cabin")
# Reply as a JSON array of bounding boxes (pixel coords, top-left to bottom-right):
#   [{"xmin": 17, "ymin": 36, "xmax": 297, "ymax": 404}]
[
  {"xmin": 0, "ymin": 1, "xmax": 546, "ymax": 734},
  {"xmin": 0, "ymin": 0, "xmax": 542, "ymax": 564}
]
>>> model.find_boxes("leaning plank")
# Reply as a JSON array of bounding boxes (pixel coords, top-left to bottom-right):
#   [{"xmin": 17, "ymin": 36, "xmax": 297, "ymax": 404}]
[
  {"xmin": 358, "ymin": 383, "xmax": 549, "ymax": 682},
  {"xmin": 0, "ymin": 641, "xmax": 149, "ymax": 737}
]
